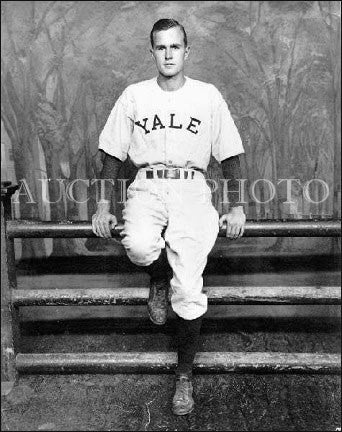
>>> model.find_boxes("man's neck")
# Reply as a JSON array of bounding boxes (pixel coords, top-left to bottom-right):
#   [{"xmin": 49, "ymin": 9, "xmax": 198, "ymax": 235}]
[{"xmin": 157, "ymin": 73, "xmax": 186, "ymax": 92}]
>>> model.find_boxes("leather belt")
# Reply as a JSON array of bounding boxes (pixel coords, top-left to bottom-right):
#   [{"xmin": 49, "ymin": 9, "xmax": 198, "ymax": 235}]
[{"xmin": 144, "ymin": 168, "xmax": 196, "ymax": 179}]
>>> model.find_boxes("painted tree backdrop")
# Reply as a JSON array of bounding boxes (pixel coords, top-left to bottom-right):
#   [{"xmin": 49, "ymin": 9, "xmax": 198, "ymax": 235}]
[{"xmin": 1, "ymin": 1, "xmax": 341, "ymax": 258}]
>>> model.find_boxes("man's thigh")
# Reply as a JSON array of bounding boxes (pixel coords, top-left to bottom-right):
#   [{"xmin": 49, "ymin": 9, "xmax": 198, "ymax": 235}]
[
  {"xmin": 120, "ymin": 180, "xmax": 168, "ymax": 265},
  {"xmin": 165, "ymin": 179, "xmax": 219, "ymax": 255}
]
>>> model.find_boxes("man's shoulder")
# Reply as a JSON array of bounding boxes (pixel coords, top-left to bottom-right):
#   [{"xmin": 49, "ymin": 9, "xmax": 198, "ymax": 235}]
[
  {"xmin": 117, "ymin": 78, "xmax": 155, "ymax": 104},
  {"xmin": 187, "ymin": 77, "xmax": 221, "ymax": 96},
  {"xmin": 125, "ymin": 78, "xmax": 156, "ymax": 94}
]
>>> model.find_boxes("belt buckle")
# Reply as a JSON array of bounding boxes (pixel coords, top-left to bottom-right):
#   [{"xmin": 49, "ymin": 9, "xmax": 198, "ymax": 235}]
[{"xmin": 165, "ymin": 169, "xmax": 177, "ymax": 179}]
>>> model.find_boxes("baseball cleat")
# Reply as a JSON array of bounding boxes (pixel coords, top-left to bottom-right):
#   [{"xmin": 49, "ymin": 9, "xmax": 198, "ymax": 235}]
[
  {"xmin": 147, "ymin": 276, "xmax": 169, "ymax": 325},
  {"xmin": 172, "ymin": 373, "xmax": 194, "ymax": 415}
]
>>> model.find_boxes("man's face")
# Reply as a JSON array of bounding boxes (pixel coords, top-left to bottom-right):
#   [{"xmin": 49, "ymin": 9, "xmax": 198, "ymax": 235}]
[{"xmin": 151, "ymin": 27, "xmax": 190, "ymax": 78}]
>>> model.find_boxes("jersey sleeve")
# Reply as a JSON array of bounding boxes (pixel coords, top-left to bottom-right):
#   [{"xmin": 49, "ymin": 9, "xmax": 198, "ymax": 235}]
[
  {"xmin": 98, "ymin": 88, "xmax": 134, "ymax": 162},
  {"xmin": 211, "ymin": 87, "xmax": 245, "ymax": 162}
]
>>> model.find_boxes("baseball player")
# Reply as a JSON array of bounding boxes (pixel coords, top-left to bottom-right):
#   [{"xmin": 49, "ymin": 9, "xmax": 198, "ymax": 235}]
[{"xmin": 92, "ymin": 18, "xmax": 246, "ymax": 415}]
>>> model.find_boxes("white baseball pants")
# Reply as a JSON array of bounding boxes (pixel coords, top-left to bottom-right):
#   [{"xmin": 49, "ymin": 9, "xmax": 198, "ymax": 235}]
[{"xmin": 120, "ymin": 168, "xmax": 219, "ymax": 319}]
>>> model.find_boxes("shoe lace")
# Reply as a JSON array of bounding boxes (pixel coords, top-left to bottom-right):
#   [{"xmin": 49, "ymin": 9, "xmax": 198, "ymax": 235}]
[
  {"xmin": 152, "ymin": 279, "xmax": 168, "ymax": 301},
  {"xmin": 175, "ymin": 377, "xmax": 191, "ymax": 401}
]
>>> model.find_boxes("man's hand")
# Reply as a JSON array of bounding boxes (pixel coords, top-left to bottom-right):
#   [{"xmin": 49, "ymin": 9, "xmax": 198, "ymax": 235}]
[
  {"xmin": 219, "ymin": 206, "xmax": 246, "ymax": 239},
  {"xmin": 92, "ymin": 201, "xmax": 117, "ymax": 238}
]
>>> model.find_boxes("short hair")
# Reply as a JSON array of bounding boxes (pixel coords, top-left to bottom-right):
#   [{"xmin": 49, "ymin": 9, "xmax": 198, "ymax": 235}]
[{"xmin": 150, "ymin": 18, "xmax": 187, "ymax": 47}]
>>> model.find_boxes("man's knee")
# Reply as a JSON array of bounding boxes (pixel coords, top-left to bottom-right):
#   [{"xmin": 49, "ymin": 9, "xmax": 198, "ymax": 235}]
[
  {"xmin": 170, "ymin": 289, "xmax": 208, "ymax": 320},
  {"xmin": 122, "ymin": 233, "xmax": 162, "ymax": 266}
]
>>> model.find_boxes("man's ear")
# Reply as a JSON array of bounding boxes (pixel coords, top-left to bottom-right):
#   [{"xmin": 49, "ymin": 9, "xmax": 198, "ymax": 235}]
[
  {"xmin": 184, "ymin": 45, "xmax": 190, "ymax": 60},
  {"xmin": 150, "ymin": 48, "xmax": 155, "ymax": 59}
]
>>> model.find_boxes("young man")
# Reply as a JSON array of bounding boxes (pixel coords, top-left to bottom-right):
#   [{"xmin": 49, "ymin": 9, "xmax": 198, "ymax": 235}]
[{"xmin": 92, "ymin": 18, "xmax": 246, "ymax": 415}]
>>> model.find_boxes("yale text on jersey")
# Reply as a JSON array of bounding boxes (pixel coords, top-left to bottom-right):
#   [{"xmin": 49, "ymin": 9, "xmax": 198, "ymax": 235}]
[{"xmin": 135, "ymin": 113, "xmax": 201, "ymax": 135}]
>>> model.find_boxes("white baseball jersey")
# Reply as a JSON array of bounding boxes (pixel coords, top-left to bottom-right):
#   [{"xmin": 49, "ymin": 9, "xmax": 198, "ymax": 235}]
[{"xmin": 99, "ymin": 76, "xmax": 244, "ymax": 171}]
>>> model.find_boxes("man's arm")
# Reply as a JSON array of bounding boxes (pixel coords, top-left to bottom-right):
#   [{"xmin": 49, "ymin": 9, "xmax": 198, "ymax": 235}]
[
  {"xmin": 219, "ymin": 154, "xmax": 246, "ymax": 239},
  {"xmin": 92, "ymin": 153, "xmax": 123, "ymax": 238}
]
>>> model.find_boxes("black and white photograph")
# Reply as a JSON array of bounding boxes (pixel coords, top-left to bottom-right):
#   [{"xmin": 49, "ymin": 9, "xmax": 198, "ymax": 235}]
[{"xmin": 1, "ymin": 1, "xmax": 341, "ymax": 430}]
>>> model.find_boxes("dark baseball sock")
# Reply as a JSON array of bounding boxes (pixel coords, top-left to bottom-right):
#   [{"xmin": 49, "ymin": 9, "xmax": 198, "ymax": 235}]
[
  {"xmin": 146, "ymin": 249, "xmax": 172, "ymax": 280},
  {"xmin": 175, "ymin": 314, "xmax": 204, "ymax": 377}
]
